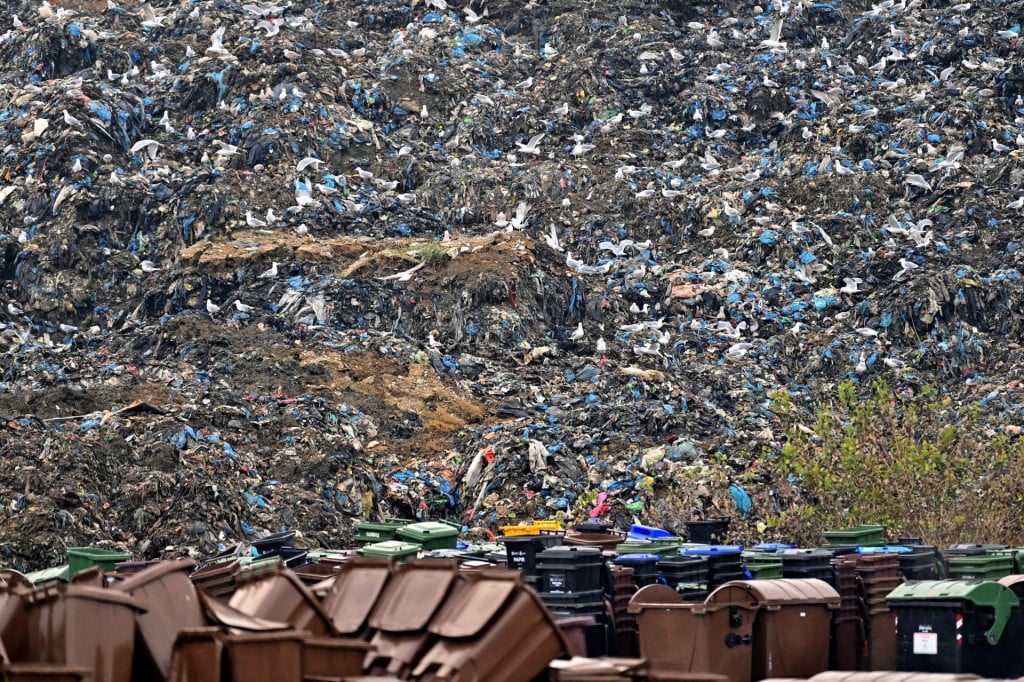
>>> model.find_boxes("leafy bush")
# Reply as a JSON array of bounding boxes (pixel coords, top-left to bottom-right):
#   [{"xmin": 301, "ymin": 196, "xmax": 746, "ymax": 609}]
[{"xmin": 770, "ymin": 378, "xmax": 1024, "ymax": 547}]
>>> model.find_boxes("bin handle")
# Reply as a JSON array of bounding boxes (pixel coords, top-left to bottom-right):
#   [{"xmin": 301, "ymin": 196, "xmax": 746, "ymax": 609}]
[{"xmin": 984, "ymin": 589, "xmax": 1017, "ymax": 646}]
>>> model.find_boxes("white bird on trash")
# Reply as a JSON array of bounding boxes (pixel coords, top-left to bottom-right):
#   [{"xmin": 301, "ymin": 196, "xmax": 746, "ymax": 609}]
[
  {"xmin": 840, "ymin": 277, "xmax": 865, "ymax": 294},
  {"xmin": 570, "ymin": 323, "xmax": 585, "ymax": 341},
  {"xmin": 1007, "ymin": 197, "xmax": 1024, "ymax": 210},
  {"xmin": 234, "ymin": 300, "xmax": 255, "ymax": 314},
  {"xmin": 544, "ymin": 223, "xmax": 562, "ymax": 252},
  {"xmin": 509, "ymin": 201, "xmax": 530, "ymax": 230},
  {"xmin": 246, "ymin": 211, "xmax": 268, "ymax": 228},
  {"xmin": 894, "ymin": 258, "xmax": 920, "ymax": 280},
  {"xmin": 515, "ymin": 132, "xmax": 545, "ymax": 155},
  {"xmin": 596, "ymin": 337, "xmax": 607, "ymax": 353},
  {"xmin": 206, "ymin": 299, "xmax": 221, "ymax": 315},
  {"xmin": 259, "ymin": 261, "xmax": 280, "ymax": 279},
  {"xmin": 130, "ymin": 139, "xmax": 161, "ymax": 161},
  {"xmin": 206, "ymin": 26, "xmax": 236, "ymax": 61},
  {"xmin": 139, "ymin": 260, "xmax": 162, "ymax": 273},
  {"xmin": 904, "ymin": 174, "xmax": 932, "ymax": 192},
  {"xmin": 63, "ymin": 110, "xmax": 83, "ymax": 128},
  {"xmin": 758, "ymin": 18, "xmax": 787, "ymax": 53},
  {"xmin": 140, "ymin": 2, "xmax": 168, "ymax": 28}
]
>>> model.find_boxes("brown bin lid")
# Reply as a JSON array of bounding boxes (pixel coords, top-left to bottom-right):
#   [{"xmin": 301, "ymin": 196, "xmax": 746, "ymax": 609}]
[
  {"xmin": 368, "ymin": 560, "xmax": 460, "ymax": 633},
  {"xmin": 428, "ymin": 576, "xmax": 517, "ymax": 638},
  {"xmin": 322, "ymin": 558, "xmax": 393, "ymax": 635},
  {"xmin": 627, "ymin": 583, "xmax": 684, "ymax": 613},
  {"xmin": 22, "ymin": 584, "xmax": 146, "ymax": 612},
  {"xmin": 708, "ymin": 578, "xmax": 840, "ymax": 609},
  {"xmin": 998, "ymin": 574, "xmax": 1024, "ymax": 588},
  {"xmin": 113, "ymin": 558, "xmax": 197, "ymax": 593},
  {"xmin": 199, "ymin": 591, "xmax": 290, "ymax": 632}
]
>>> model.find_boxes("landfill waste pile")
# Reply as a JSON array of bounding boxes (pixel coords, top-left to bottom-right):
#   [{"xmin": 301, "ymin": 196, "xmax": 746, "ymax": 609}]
[{"xmin": 2, "ymin": 0, "xmax": 1024, "ymax": 569}]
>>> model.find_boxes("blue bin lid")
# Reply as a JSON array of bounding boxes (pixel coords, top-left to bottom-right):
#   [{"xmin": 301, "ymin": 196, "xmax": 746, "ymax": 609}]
[
  {"xmin": 752, "ymin": 543, "xmax": 796, "ymax": 552},
  {"xmin": 683, "ymin": 544, "xmax": 743, "ymax": 556},
  {"xmin": 627, "ymin": 524, "xmax": 675, "ymax": 540},
  {"xmin": 616, "ymin": 553, "xmax": 662, "ymax": 561},
  {"xmin": 857, "ymin": 545, "xmax": 912, "ymax": 554}
]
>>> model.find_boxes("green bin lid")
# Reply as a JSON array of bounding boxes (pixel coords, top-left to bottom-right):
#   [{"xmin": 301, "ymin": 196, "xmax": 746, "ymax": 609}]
[
  {"xmin": 395, "ymin": 521, "xmax": 460, "ymax": 540},
  {"xmin": 358, "ymin": 540, "xmax": 422, "ymax": 557},
  {"xmin": 887, "ymin": 579, "xmax": 1020, "ymax": 645}
]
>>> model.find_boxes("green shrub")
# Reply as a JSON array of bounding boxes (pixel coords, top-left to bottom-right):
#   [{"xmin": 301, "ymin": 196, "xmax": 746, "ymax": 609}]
[{"xmin": 770, "ymin": 378, "xmax": 1024, "ymax": 547}]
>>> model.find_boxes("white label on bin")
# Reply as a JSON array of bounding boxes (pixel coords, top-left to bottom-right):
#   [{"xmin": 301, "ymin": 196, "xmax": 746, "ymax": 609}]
[{"xmin": 913, "ymin": 632, "xmax": 938, "ymax": 655}]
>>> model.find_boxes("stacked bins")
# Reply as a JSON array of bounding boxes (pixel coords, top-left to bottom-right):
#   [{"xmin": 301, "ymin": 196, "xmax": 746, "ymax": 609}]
[
  {"xmin": 887, "ymin": 579, "xmax": 1024, "ymax": 678},
  {"xmin": 830, "ymin": 556, "xmax": 864, "ymax": 670},
  {"xmin": 898, "ymin": 545, "xmax": 943, "ymax": 581},
  {"xmin": 607, "ymin": 565, "xmax": 638, "ymax": 656},
  {"xmin": 943, "ymin": 545, "xmax": 1015, "ymax": 581},
  {"xmin": 20, "ymin": 584, "xmax": 145, "ymax": 682},
  {"xmin": 657, "ymin": 555, "xmax": 709, "ymax": 601},
  {"xmin": 779, "ymin": 549, "xmax": 836, "ymax": 582},
  {"xmin": 854, "ymin": 552, "xmax": 902, "ymax": 671},
  {"xmin": 682, "ymin": 546, "xmax": 745, "ymax": 590},
  {"xmin": 538, "ymin": 547, "xmax": 609, "ymax": 655},
  {"xmin": 499, "ymin": 531, "xmax": 564, "ymax": 587},
  {"xmin": 823, "ymin": 526, "xmax": 886, "ymax": 548},
  {"xmin": 612, "ymin": 555, "xmax": 661, "ymax": 588},
  {"xmin": 685, "ymin": 518, "xmax": 731, "ymax": 545},
  {"xmin": 564, "ymin": 523, "xmax": 626, "ymax": 553},
  {"xmin": 629, "ymin": 584, "xmax": 758, "ymax": 682},
  {"xmin": 742, "ymin": 551, "xmax": 784, "ymax": 580}
]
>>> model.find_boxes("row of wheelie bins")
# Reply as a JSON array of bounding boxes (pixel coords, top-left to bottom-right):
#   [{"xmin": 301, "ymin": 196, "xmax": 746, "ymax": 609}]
[{"xmin": 626, "ymin": 575, "xmax": 1024, "ymax": 682}]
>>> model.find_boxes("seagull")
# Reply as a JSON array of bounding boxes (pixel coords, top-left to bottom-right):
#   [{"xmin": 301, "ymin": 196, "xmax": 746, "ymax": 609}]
[
  {"xmin": 206, "ymin": 299, "xmax": 221, "ymax": 315},
  {"xmin": 904, "ymin": 174, "xmax": 932, "ymax": 192},
  {"xmin": 246, "ymin": 211, "xmax": 268, "ymax": 228},
  {"xmin": 544, "ymin": 223, "xmax": 562, "ymax": 252},
  {"xmin": 515, "ymin": 133, "xmax": 545, "ymax": 155},
  {"xmin": 855, "ymin": 327, "xmax": 879, "ymax": 337},
  {"xmin": 569, "ymin": 322, "xmax": 585, "ymax": 341},
  {"xmin": 595, "ymin": 337, "xmax": 607, "ymax": 353},
  {"xmin": 758, "ymin": 18, "xmax": 787, "ymax": 53},
  {"xmin": 508, "ymin": 201, "xmax": 530, "ymax": 230},
  {"xmin": 206, "ymin": 26, "xmax": 236, "ymax": 61},
  {"xmin": 234, "ymin": 300, "xmax": 255, "ymax": 313},
  {"xmin": 139, "ymin": 260, "xmax": 162, "ymax": 273},
  {"xmin": 840, "ymin": 277, "xmax": 865, "ymax": 294},
  {"xmin": 129, "ymin": 139, "xmax": 161, "ymax": 161},
  {"xmin": 464, "ymin": 6, "xmax": 482, "ymax": 23},
  {"xmin": 570, "ymin": 142, "xmax": 595, "ymax": 158},
  {"xmin": 701, "ymin": 148, "xmax": 721, "ymax": 171},
  {"xmin": 140, "ymin": 2, "xmax": 167, "ymax": 28},
  {"xmin": 894, "ymin": 258, "xmax": 920, "ymax": 280},
  {"xmin": 1007, "ymin": 197, "xmax": 1024, "ymax": 210},
  {"xmin": 63, "ymin": 110, "xmax": 83, "ymax": 128},
  {"xmin": 259, "ymin": 261, "xmax": 280, "ymax": 279},
  {"xmin": 354, "ymin": 167, "xmax": 374, "ymax": 182}
]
